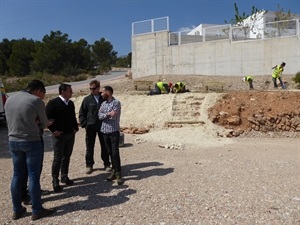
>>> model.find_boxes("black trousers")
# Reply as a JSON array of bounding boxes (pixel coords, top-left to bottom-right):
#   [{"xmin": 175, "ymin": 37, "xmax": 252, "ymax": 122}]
[
  {"xmin": 85, "ymin": 127, "xmax": 110, "ymax": 168},
  {"xmin": 51, "ymin": 133, "xmax": 75, "ymax": 180},
  {"xmin": 249, "ymin": 80, "xmax": 254, "ymax": 89},
  {"xmin": 103, "ymin": 131, "xmax": 121, "ymax": 173}
]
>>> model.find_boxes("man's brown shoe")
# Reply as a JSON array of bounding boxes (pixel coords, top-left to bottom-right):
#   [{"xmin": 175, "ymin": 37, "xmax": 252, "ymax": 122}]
[
  {"xmin": 31, "ymin": 208, "xmax": 56, "ymax": 221},
  {"xmin": 105, "ymin": 166, "xmax": 112, "ymax": 172},
  {"xmin": 86, "ymin": 167, "xmax": 93, "ymax": 174},
  {"xmin": 115, "ymin": 172, "xmax": 124, "ymax": 185},
  {"xmin": 12, "ymin": 206, "xmax": 26, "ymax": 220},
  {"xmin": 106, "ymin": 172, "xmax": 116, "ymax": 181}
]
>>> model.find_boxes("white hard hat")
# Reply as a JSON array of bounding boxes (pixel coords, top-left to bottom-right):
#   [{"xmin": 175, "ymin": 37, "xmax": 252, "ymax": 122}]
[{"xmin": 242, "ymin": 77, "xmax": 246, "ymax": 81}]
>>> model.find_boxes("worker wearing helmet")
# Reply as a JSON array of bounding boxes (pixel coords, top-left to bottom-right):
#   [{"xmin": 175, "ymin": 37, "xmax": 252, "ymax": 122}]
[
  {"xmin": 172, "ymin": 82, "xmax": 187, "ymax": 93},
  {"xmin": 149, "ymin": 81, "xmax": 172, "ymax": 95},
  {"xmin": 272, "ymin": 62, "xmax": 286, "ymax": 89},
  {"xmin": 242, "ymin": 76, "xmax": 254, "ymax": 90}
]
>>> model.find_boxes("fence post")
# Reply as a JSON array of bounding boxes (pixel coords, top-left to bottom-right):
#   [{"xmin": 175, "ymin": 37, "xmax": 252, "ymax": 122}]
[
  {"xmin": 297, "ymin": 19, "xmax": 300, "ymax": 38},
  {"xmin": 179, "ymin": 32, "xmax": 181, "ymax": 45},
  {"xmin": 151, "ymin": 19, "xmax": 154, "ymax": 33}
]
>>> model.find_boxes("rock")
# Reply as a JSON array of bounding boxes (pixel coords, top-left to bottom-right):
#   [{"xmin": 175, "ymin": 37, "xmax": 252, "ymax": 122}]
[{"xmin": 227, "ymin": 115, "xmax": 241, "ymax": 126}]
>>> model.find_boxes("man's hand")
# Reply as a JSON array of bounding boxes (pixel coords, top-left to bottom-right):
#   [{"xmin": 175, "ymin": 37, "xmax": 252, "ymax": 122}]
[
  {"xmin": 107, "ymin": 110, "xmax": 117, "ymax": 117},
  {"xmin": 53, "ymin": 131, "xmax": 63, "ymax": 137}
]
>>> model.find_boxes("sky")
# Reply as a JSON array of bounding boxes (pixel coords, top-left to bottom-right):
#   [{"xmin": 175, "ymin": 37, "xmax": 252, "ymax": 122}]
[{"xmin": 0, "ymin": 0, "xmax": 299, "ymax": 56}]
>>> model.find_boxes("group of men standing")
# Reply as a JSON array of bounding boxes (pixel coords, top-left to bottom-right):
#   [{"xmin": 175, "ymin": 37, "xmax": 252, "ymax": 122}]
[{"xmin": 5, "ymin": 79, "xmax": 123, "ymax": 221}]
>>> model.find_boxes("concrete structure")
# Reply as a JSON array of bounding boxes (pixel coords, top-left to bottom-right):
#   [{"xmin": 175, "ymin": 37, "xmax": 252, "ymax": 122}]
[{"xmin": 131, "ymin": 31, "xmax": 300, "ymax": 78}]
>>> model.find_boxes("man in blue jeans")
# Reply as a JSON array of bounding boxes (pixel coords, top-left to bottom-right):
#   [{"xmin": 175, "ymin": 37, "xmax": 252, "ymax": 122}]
[{"xmin": 5, "ymin": 80, "xmax": 56, "ymax": 221}]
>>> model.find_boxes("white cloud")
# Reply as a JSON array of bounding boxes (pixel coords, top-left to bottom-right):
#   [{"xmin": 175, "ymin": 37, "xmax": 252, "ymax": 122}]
[{"xmin": 177, "ymin": 25, "xmax": 196, "ymax": 32}]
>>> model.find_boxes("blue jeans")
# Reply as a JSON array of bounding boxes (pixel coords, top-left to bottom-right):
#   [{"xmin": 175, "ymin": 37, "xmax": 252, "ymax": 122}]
[
  {"xmin": 9, "ymin": 141, "xmax": 44, "ymax": 214},
  {"xmin": 273, "ymin": 77, "xmax": 286, "ymax": 89}
]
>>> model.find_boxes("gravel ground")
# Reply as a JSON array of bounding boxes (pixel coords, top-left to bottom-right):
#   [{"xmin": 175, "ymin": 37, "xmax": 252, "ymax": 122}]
[{"xmin": 1, "ymin": 127, "xmax": 300, "ymax": 225}]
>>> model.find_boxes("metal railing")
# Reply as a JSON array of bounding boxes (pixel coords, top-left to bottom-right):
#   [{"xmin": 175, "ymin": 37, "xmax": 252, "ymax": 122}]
[
  {"xmin": 169, "ymin": 19, "xmax": 300, "ymax": 45},
  {"xmin": 132, "ymin": 16, "xmax": 169, "ymax": 36},
  {"xmin": 263, "ymin": 19, "xmax": 298, "ymax": 38},
  {"xmin": 132, "ymin": 17, "xmax": 299, "ymax": 44}
]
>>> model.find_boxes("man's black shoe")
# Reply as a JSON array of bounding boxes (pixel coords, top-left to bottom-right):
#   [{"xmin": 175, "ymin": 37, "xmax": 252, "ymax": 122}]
[
  {"xmin": 61, "ymin": 177, "xmax": 74, "ymax": 185},
  {"xmin": 12, "ymin": 206, "xmax": 26, "ymax": 220},
  {"xmin": 22, "ymin": 194, "xmax": 31, "ymax": 205},
  {"xmin": 31, "ymin": 208, "xmax": 56, "ymax": 221},
  {"xmin": 52, "ymin": 180, "xmax": 63, "ymax": 193}
]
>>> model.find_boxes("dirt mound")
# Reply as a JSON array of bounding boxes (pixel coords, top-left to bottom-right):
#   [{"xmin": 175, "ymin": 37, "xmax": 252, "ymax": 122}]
[{"xmin": 208, "ymin": 91, "xmax": 300, "ymax": 137}]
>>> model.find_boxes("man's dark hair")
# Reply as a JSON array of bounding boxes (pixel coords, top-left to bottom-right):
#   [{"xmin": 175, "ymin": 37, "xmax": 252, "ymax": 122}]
[
  {"xmin": 103, "ymin": 85, "xmax": 113, "ymax": 94},
  {"xmin": 281, "ymin": 62, "xmax": 286, "ymax": 66},
  {"xmin": 27, "ymin": 79, "xmax": 46, "ymax": 93},
  {"xmin": 89, "ymin": 80, "xmax": 100, "ymax": 88},
  {"xmin": 59, "ymin": 83, "xmax": 71, "ymax": 94}
]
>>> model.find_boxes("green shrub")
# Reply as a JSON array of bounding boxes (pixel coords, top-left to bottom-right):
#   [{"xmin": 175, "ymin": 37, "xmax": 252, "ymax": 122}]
[{"xmin": 292, "ymin": 71, "xmax": 300, "ymax": 88}]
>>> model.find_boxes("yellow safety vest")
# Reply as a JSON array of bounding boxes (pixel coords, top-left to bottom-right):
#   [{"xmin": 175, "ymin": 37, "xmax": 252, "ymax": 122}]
[
  {"xmin": 272, "ymin": 65, "xmax": 283, "ymax": 79},
  {"xmin": 173, "ymin": 82, "xmax": 185, "ymax": 93},
  {"xmin": 156, "ymin": 82, "xmax": 168, "ymax": 93},
  {"xmin": 245, "ymin": 76, "xmax": 253, "ymax": 82}
]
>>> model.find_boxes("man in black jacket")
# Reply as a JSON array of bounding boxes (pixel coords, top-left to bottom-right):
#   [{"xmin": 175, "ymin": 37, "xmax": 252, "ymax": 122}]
[
  {"xmin": 79, "ymin": 80, "xmax": 111, "ymax": 174},
  {"xmin": 46, "ymin": 83, "xmax": 78, "ymax": 192}
]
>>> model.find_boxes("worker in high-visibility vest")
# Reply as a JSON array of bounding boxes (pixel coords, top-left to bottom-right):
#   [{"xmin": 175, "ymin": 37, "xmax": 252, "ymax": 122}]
[
  {"xmin": 272, "ymin": 62, "xmax": 286, "ymax": 89},
  {"xmin": 172, "ymin": 82, "xmax": 186, "ymax": 93},
  {"xmin": 242, "ymin": 76, "xmax": 254, "ymax": 90},
  {"xmin": 148, "ymin": 81, "xmax": 172, "ymax": 95}
]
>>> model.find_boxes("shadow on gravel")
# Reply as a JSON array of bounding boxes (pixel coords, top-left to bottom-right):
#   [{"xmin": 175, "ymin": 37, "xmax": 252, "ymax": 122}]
[
  {"xmin": 123, "ymin": 161, "xmax": 174, "ymax": 181},
  {"xmin": 42, "ymin": 161, "xmax": 173, "ymax": 217},
  {"xmin": 42, "ymin": 172, "xmax": 137, "ymax": 216},
  {"xmin": 0, "ymin": 127, "xmax": 54, "ymax": 159}
]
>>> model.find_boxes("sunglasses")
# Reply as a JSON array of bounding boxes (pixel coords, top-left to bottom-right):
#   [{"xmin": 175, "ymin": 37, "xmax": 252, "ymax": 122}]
[{"xmin": 90, "ymin": 87, "xmax": 98, "ymax": 91}]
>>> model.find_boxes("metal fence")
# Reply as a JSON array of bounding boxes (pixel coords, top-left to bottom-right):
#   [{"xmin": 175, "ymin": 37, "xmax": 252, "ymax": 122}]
[
  {"xmin": 132, "ymin": 16, "xmax": 169, "ymax": 36},
  {"xmin": 169, "ymin": 19, "xmax": 300, "ymax": 45},
  {"xmin": 132, "ymin": 17, "xmax": 299, "ymax": 44},
  {"xmin": 263, "ymin": 19, "xmax": 298, "ymax": 38}
]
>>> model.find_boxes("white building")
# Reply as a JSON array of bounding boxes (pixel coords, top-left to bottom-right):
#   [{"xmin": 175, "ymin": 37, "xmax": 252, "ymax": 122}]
[{"xmin": 187, "ymin": 24, "xmax": 221, "ymax": 36}]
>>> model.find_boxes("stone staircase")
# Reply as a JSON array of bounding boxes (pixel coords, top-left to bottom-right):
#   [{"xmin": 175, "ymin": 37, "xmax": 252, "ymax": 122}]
[{"xmin": 170, "ymin": 93, "xmax": 205, "ymax": 123}]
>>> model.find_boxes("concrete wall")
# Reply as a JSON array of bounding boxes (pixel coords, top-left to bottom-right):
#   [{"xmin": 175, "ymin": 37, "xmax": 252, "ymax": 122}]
[{"xmin": 131, "ymin": 31, "xmax": 300, "ymax": 78}]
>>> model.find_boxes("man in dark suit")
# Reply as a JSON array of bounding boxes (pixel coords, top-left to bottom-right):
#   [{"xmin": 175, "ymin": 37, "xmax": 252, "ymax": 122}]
[
  {"xmin": 79, "ymin": 80, "xmax": 111, "ymax": 175},
  {"xmin": 46, "ymin": 83, "xmax": 78, "ymax": 192}
]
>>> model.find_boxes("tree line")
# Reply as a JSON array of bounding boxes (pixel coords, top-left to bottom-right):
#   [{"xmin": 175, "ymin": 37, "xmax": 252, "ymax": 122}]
[{"xmin": 0, "ymin": 30, "xmax": 131, "ymax": 77}]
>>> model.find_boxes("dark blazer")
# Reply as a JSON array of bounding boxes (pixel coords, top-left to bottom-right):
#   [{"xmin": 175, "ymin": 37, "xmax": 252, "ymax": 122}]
[
  {"xmin": 78, "ymin": 93, "xmax": 104, "ymax": 129},
  {"xmin": 46, "ymin": 97, "xmax": 78, "ymax": 134}
]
